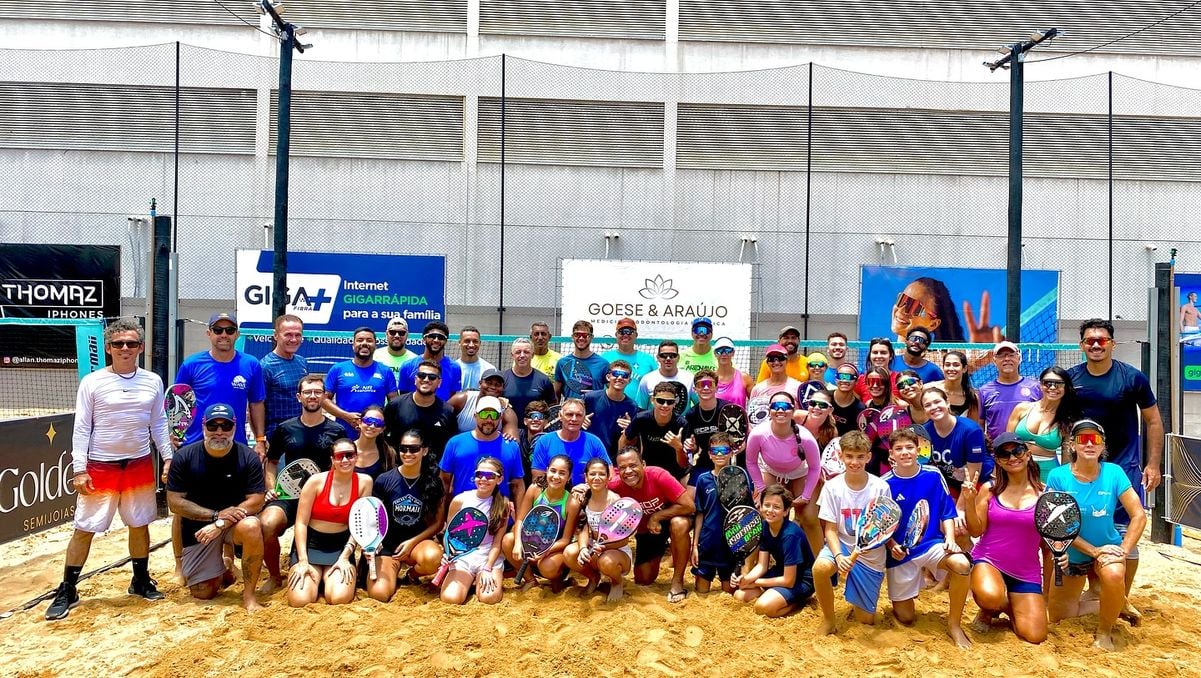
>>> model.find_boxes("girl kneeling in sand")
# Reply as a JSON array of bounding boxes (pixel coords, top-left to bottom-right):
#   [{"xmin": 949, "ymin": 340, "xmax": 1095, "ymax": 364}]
[
  {"xmin": 503, "ymin": 455, "xmax": 581, "ymax": 591},
  {"xmin": 564, "ymin": 458, "xmax": 633, "ymax": 603},
  {"xmin": 440, "ymin": 457, "xmax": 510, "ymax": 605}
]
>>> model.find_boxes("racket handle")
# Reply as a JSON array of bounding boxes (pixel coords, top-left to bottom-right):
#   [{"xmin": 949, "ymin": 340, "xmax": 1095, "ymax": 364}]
[
  {"xmin": 515, "ymin": 560, "xmax": 530, "ymax": 586},
  {"xmin": 367, "ymin": 551, "xmax": 377, "ymax": 580},
  {"xmin": 431, "ymin": 560, "xmax": 451, "ymax": 587},
  {"xmin": 1054, "ymin": 563, "xmax": 1064, "ymax": 587}
]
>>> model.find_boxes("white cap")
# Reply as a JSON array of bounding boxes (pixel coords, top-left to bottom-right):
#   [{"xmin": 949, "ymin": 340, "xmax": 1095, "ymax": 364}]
[{"xmin": 476, "ymin": 396, "xmax": 503, "ymax": 414}]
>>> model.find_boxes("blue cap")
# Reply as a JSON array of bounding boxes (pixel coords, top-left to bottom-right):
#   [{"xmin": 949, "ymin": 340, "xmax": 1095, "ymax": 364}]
[
  {"xmin": 208, "ymin": 312, "xmax": 237, "ymax": 328},
  {"xmin": 204, "ymin": 403, "xmax": 236, "ymax": 421},
  {"xmin": 692, "ymin": 317, "xmax": 713, "ymax": 329}
]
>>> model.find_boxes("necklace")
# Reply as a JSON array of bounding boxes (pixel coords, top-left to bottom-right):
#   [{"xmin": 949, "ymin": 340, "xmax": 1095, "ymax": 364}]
[
  {"xmin": 400, "ymin": 471, "xmax": 420, "ymax": 491},
  {"xmin": 698, "ymin": 404, "xmax": 717, "ymax": 424},
  {"xmin": 112, "ymin": 366, "xmax": 137, "ymax": 380}
]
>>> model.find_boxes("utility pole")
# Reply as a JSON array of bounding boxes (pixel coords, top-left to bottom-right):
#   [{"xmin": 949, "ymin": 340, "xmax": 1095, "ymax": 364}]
[
  {"xmin": 256, "ymin": 1, "xmax": 311, "ymax": 319},
  {"xmin": 985, "ymin": 28, "xmax": 1060, "ymax": 342}
]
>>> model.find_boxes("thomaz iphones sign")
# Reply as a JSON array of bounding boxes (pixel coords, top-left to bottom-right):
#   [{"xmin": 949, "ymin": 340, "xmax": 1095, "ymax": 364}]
[{"xmin": 560, "ymin": 260, "xmax": 752, "ymax": 339}]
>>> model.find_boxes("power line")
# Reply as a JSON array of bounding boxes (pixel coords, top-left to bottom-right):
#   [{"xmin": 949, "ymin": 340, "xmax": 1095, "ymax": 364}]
[
  {"xmin": 209, "ymin": 0, "xmax": 279, "ymax": 39},
  {"xmin": 1028, "ymin": 0, "xmax": 1201, "ymax": 63}
]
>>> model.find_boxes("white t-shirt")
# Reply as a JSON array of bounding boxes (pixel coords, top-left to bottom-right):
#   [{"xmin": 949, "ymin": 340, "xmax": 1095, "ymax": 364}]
[
  {"xmin": 817, "ymin": 473, "xmax": 892, "ymax": 572},
  {"xmin": 72, "ymin": 368, "xmax": 173, "ymax": 472}
]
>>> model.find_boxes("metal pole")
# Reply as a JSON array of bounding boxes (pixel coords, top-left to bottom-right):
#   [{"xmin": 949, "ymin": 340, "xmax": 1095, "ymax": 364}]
[
  {"xmin": 803, "ymin": 62, "xmax": 813, "ymax": 340},
  {"xmin": 271, "ymin": 24, "xmax": 294, "ymax": 319},
  {"xmin": 173, "ymin": 41, "xmax": 180, "ymax": 253},
  {"xmin": 1005, "ymin": 46, "xmax": 1024, "ymax": 342},
  {"xmin": 1108, "ymin": 70, "xmax": 1114, "ymax": 321},
  {"xmin": 497, "ymin": 54, "xmax": 506, "ymax": 339}
]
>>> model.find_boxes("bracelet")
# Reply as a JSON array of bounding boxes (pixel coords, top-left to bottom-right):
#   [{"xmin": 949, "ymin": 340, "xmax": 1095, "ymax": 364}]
[{"xmin": 255, "ymin": 436, "xmax": 267, "ymax": 443}]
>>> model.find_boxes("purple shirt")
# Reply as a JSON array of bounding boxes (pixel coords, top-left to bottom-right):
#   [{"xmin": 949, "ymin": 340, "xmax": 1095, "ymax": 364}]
[{"xmin": 977, "ymin": 377, "xmax": 1041, "ymax": 441}]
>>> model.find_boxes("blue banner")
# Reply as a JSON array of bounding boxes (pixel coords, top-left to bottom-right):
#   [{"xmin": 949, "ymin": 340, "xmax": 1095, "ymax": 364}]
[{"xmin": 1177, "ymin": 273, "xmax": 1201, "ymax": 391}]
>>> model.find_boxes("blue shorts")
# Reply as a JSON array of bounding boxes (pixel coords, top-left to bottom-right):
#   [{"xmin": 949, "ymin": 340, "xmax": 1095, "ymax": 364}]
[
  {"xmin": 819, "ymin": 544, "xmax": 885, "ymax": 613},
  {"xmin": 765, "ymin": 566, "xmax": 815, "ymax": 606},
  {"xmin": 691, "ymin": 561, "xmax": 736, "ymax": 582},
  {"xmin": 973, "ymin": 559, "xmax": 1042, "ymax": 595}
]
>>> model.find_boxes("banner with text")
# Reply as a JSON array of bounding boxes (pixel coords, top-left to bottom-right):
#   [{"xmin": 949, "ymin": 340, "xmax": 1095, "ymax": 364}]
[
  {"xmin": 561, "ymin": 260, "xmax": 752, "ymax": 339},
  {"xmin": 236, "ymin": 250, "xmax": 445, "ymax": 370},
  {"xmin": 1176, "ymin": 273, "xmax": 1201, "ymax": 391},
  {"xmin": 0, "ymin": 414, "xmax": 76, "ymax": 544}
]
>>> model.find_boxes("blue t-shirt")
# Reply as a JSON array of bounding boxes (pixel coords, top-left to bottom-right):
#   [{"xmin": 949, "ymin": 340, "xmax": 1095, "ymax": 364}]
[
  {"xmin": 889, "ymin": 355, "xmax": 944, "ymax": 384},
  {"xmin": 582, "ymin": 389, "xmax": 638, "ymax": 452},
  {"xmin": 1046, "ymin": 462, "xmax": 1133, "ymax": 564},
  {"xmin": 882, "ymin": 466, "xmax": 958, "ymax": 567},
  {"xmin": 439, "ymin": 431, "xmax": 524, "ymax": 497},
  {"xmin": 323, "ymin": 360, "xmax": 398, "ymax": 438},
  {"xmin": 175, "ymin": 350, "xmax": 266, "ymax": 445},
  {"xmin": 758, "ymin": 519, "xmax": 815, "ymax": 587},
  {"xmin": 601, "ymin": 349, "xmax": 657, "ymax": 401},
  {"xmin": 530, "ymin": 431, "xmax": 611, "ymax": 486},
  {"xmin": 260, "ymin": 351, "xmax": 308, "ymax": 438},
  {"xmin": 693, "ymin": 471, "xmax": 743, "ymax": 568},
  {"xmin": 1068, "ymin": 361, "xmax": 1156, "ymax": 473},
  {"xmin": 457, "ymin": 358, "xmax": 496, "ymax": 392},
  {"xmin": 502, "ymin": 368, "xmax": 557, "ymax": 423},
  {"xmin": 398, "ymin": 356, "xmax": 463, "ymax": 401},
  {"xmin": 924, "ymin": 416, "xmax": 990, "ymax": 491},
  {"xmin": 554, "ymin": 353, "xmax": 610, "ymax": 400}
]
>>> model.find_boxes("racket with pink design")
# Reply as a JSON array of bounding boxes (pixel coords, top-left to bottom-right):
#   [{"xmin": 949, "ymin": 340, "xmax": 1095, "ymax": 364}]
[
  {"xmin": 431, "ymin": 506, "xmax": 490, "ymax": 587},
  {"xmin": 164, "ymin": 384, "xmax": 196, "ymax": 445},
  {"xmin": 582, "ymin": 497, "xmax": 643, "ymax": 561},
  {"xmin": 349, "ymin": 497, "xmax": 389, "ymax": 580}
]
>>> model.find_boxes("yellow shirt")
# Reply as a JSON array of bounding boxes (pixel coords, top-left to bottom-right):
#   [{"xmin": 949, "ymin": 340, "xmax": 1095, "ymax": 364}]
[
  {"xmin": 531, "ymin": 350, "xmax": 562, "ymax": 379},
  {"xmin": 754, "ymin": 354, "xmax": 809, "ymax": 383}
]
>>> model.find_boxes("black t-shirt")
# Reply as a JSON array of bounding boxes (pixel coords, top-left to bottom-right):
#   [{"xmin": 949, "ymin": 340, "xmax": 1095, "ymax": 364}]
[
  {"xmin": 503, "ymin": 369, "xmax": 557, "ymax": 423},
  {"xmin": 266, "ymin": 415, "xmax": 345, "ymax": 468},
  {"xmin": 625, "ymin": 410, "xmax": 689, "ymax": 479},
  {"xmin": 373, "ymin": 467, "xmax": 441, "ymax": 551},
  {"xmin": 682, "ymin": 398, "xmax": 731, "ymax": 478},
  {"xmin": 831, "ymin": 396, "xmax": 866, "ymax": 436},
  {"xmin": 384, "ymin": 392, "xmax": 455, "ymax": 461},
  {"xmin": 166, "ymin": 441, "xmax": 265, "ymax": 547}
]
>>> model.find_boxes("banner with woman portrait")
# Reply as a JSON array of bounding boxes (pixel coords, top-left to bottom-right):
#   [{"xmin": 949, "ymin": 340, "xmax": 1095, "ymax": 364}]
[{"xmin": 858, "ymin": 266, "xmax": 1060, "ymax": 344}]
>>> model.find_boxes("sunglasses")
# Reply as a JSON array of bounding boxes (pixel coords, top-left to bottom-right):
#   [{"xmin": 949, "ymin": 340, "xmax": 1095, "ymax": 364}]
[
  {"xmin": 610, "ymin": 370, "xmax": 631, "ymax": 380},
  {"xmin": 715, "ymin": 347, "xmax": 734, "ymax": 356},
  {"xmin": 710, "ymin": 446, "xmax": 731, "ymax": 456},
  {"xmin": 210, "ymin": 326, "xmax": 237, "ymax": 335},
  {"xmin": 806, "ymin": 400, "xmax": 832, "ymax": 410},
  {"xmin": 1082, "ymin": 337, "xmax": 1112, "ymax": 348},
  {"xmin": 658, "ymin": 353, "xmax": 679, "ymax": 360},
  {"xmin": 204, "ymin": 420, "xmax": 235, "ymax": 432},
  {"xmin": 765, "ymin": 355, "xmax": 786, "ymax": 364},
  {"xmin": 425, "ymin": 333, "xmax": 448, "ymax": 341},
  {"xmin": 617, "ymin": 328, "xmax": 636, "ymax": 336},
  {"xmin": 477, "ymin": 409, "xmax": 501, "ymax": 421},
  {"xmin": 993, "ymin": 446, "xmax": 1026, "ymax": 460},
  {"xmin": 769, "ymin": 401, "xmax": 794, "ymax": 412},
  {"xmin": 1074, "ymin": 432, "xmax": 1103, "ymax": 446},
  {"xmin": 387, "ymin": 329, "xmax": 407, "ymax": 336},
  {"xmin": 1040, "ymin": 379, "xmax": 1066, "ymax": 389},
  {"xmin": 866, "ymin": 378, "xmax": 886, "ymax": 388},
  {"xmin": 333, "ymin": 451, "xmax": 358, "ymax": 462},
  {"xmin": 573, "ymin": 332, "xmax": 592, "ymax": 339},
  {"xmin": 896, "ymin": 377, "xmax": 921, "ymax": 390},
  {"xmin": 654, "ymin": 397, "xmax": 676, "ymax": 406},
  {"xmin": 807, "ymin": 362, "xmax": 826, "ymax": 369},
  {"xmin": 526, "ymin": 411, "xmax": 546, "ymax": 421},
  {"xmin": 908, "ymin": 335, "xmax": 930, "ymax": 346},
  {"xmin": 415, "ymin": 372, "xmax": 440, "ymax": 381},
  {"xmin": 109, "ymin": 340, "xmax": 142, "ymax": 349},
  {"xmin": 693, "ymin": 326, "xmax": 711, "ymax": 336},
  {"xmin": 894, "ymin": 292, "xmax": 934, "ymax": 319},
  {"xmin": 397, "ymin": 444, "xmax": 423, "ymax": 454},
  {"xmin": 361, "ymin": 416, "xmax": 385, "ymax": 428},
  {"xmin": 695, "ymin": 379, "xmax": 716, "ymax": 389},
  {"xmin": 474, "ymin": 470, "xmax": 500, "ymax": 481},
  {"xmin": 835, "ymin": 373, "xmax": 856, "ymax": 382}
]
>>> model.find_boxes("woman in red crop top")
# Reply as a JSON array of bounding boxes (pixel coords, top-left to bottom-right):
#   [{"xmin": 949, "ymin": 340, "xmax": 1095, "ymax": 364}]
[{"xmin": 287, "ymin": 438, "xmax": 374, "ymax": 607}]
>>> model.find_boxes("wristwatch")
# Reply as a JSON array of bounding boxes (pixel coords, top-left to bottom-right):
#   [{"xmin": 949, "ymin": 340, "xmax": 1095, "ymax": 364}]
[
  {"xmin": 211, "ymin": 510, "xmax": 219, "ymax": 522},
  {"xmin": 214, "ymin": 519, "xmax": 227, "ymax": 529}
]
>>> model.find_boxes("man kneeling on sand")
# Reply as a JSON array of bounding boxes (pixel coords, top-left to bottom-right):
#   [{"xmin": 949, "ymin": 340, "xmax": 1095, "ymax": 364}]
[{"xmin": 166, "ymin": 404, "xmax": 267, "ymax": 612}]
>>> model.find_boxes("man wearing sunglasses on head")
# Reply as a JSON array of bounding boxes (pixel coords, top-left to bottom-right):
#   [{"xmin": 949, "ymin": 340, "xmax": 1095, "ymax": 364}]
[
  {"xmin": 679, "ymin": 317, "xmax": 718, "ymax": 376},
  {"xmin": 889, "ymin": 327, "xmax": 944, "ymax": 385},
  {"xmin": 373, "ymin": 316, "xmax": 421, "ymax": 385},
  {"xmin": 166, "ymin": 403, "xmax": 267, "ymax": 612},
  {"xmin": 439, "ymin": 396, "xmax": 525, "ymax": 503},
  {"xmin": 384, "ymin": 360, "xmax": 455, "ymax": 462},
  {"xmin": 1068, "ymin": 318, "xmax": 1163, "ymax": 624},
  {"xmin": 398, "ymin": 321, "xmax": 463, "ymax": 401},
  {"xmin": 601, "ymin": 317, "xmax": 656, "ymax": 401},
  {"xmin": 635, "ymin": 340, "xmax": 693, "ymax": 410},
  {"xmin": 175, "ymin": 312, "xmax": 266, "ymax": 456},
  {"xmin": 323, "ymin": 326, "xmax": 399, "ymax": 439}
]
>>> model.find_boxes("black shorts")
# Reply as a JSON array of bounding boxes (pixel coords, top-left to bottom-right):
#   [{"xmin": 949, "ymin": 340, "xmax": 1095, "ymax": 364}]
[
  {"xmin": 263, "ymin": 498, "xmax": 299, "ymax": 527},
  {"xmin": 634, "ymin": 530, "xmax": 671, "ymax": 566}
]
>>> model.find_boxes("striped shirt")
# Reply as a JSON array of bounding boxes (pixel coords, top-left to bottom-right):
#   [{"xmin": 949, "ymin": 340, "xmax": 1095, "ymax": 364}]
[{"xmin": 261, "ymin": 351, "xmax": 308, "ymax": 438}]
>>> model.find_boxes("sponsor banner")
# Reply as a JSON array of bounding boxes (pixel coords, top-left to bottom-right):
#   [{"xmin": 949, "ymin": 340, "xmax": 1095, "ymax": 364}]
[
  {"xmin": 1167, "ymin": 435, "xmax": 1201, "ymax": 529},
  {"xmin": 858, "ymin": 265, "xmax": 1060, "ymax": 344},
  {"xmin": 0, "ymin": 245, "xmax": 121, "ymax": 370},
  {"xmin": 1176, "ymin": 273, "xmax": 1201, "ymax": 391},
  {"xmin": 560, "ymin": 260, "xmax": 752, "ymax": 339},
  {"xmin": 235, "ymin": 250, "xmax": 446, "ymax": 369},
  {"xmin": 0, "ymin": 414, "xmax": 76, "ymax": 544}
]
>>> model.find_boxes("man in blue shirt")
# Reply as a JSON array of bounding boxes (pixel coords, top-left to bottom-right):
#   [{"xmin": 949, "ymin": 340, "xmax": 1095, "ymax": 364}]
[
  {"xmin": 601, "ymin": 317, "xmax": 656, "ymax": 400},
  {"xmin": 175, "ymin": 312, "xmax": 266, "ymax": 456},
  {"xmin": 259, "ymin": 314, "xmax": 307, "ymax": 439},
  {"xmin": 439, "ymin": 396, "xmax": 525, "ymax": 502},
  {"xmin": 889, "ymin": 327, "xmax": 944, "ymax": 384},
  {"xmin": 322, "ymin": 326, "xmax": 398, "ymax": 439},
  {"xmin": 554, "ymin": 320, "xmax": 610, "ymax": 400},
  {"xmin": 531, "ymin": 398, "xmax": 611, "ymax": 486}
]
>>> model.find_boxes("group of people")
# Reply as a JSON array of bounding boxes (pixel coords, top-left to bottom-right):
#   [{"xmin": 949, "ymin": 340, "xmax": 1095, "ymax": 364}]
[{"xmin": 46, "ymin": 309, "xmax": 1164, "ymax": 651}]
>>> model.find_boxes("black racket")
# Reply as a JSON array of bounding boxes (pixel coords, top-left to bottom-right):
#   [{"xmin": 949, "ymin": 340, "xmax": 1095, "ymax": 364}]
[
  {"xmin": 1035, "ymin": 491, "xmax": 1082, "ymax": 586},
  {"xmin": 514, "ymin": 505, "xmax": 562, "ymax": 585},
  {"xmin": 667, "ymin": 381, "xmax": 689, "ymax": 418},
  {"xmin": 716, "ymin": 465, "xmax": 753, "ymax": 511},
  {"xmin": 543, "ymin": 404, "xmax": 563, "ymax": 433},
  {"xmin": 718, "ymin": 403, "xmax": 749, "ymax": 448},
  {"xmin": 723, "ymin": 505, "xmax": 764, "ymax": 558}
]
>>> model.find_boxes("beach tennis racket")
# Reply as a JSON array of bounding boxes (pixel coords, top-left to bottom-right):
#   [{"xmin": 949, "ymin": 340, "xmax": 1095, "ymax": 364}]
[
  {"xmin": 164, "ymin": 384, "xmax": 196, "ymax": 445},
  {"xmin": 274, "ymin": 457, "xmax": 321, "ymax": 500},
  {"xmin": 716, "ymin": 465, "xmax": 753, "ymax": 511},
  {"xmin": 543, "ymin": 404, "xmax": 563, "ymax": 433},
  {"xmin": 667, "ymin": 381, "xmax": 689, "ymax": 418},
  {"xmin": 723, "ymin": 505, "xmax": 763, "ymax": 557},
  {"xmin": 819, "ymin": 438, "xmax": 845, "ymax": 481},
  {"xmin": 848, "ymin": 494, "xmax": 901, "ymax": 565},
  {"xmin": 718, "ymin": 403, "xmax": 749, "ymax": 448},
  {"xmin": 431, "ymin": 506, "xmax": 490, "ymax": 586},
  {"xmin": 797, "ymin": 380, "xmax": 827, "ymax": 404},
  {"xmin": 1035, "ymin": 491, "xmax": 1082, "ymax": 586},
  {"xmin": 349, "ymin": 496, "xmax": 388, "ymax": 580},
  {"xmin": 514, "ymin": 505, "xmax": 562, "ymax": 585},
  {"xmin": 747, "ymin": 395, "xmax": 770, "ymax": 427},
  {"xmin": 857, "ymin": 407, "xmax": 880, "ymax": 435},
  {"xmin": 583, "ymin": 497, "xmax": 643, "ymax": 561},
  {"xmin": 900, "ymin": 499, "xmax": 930, "ymax": 553}
]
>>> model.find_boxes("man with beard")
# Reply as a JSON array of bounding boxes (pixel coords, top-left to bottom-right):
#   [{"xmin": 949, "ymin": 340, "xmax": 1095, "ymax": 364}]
[
  {"xmin": 323, "ymin": 326, "xmax": 399, "ymax": 438},
  {"xmin": 529, "ymin": 322, "xmax": 561, "ymax": 379},
  {"xmin": 635, "ymin": 341, "xmax": 692, "ymax": 410},
  {"xmin": 554, "ymin": 320, "xmax": 610, "ymax": 400},
  {"xmin": 754, "ymin": 325, "xmax": 809, "ymax": 383},
  {"xmin": 456, "ymin": 325, "xmax": 497, "ymax": 391},
  {"xmin": 260, "ymin": 314, "xmax": 307, "ymax": 439},
  {"xmin": 824, "ymin": 332, "xmax": 851, "ymax": 386},
  {"xmin": 503, "ymin": 338, "xmax": 556, "ymax": 423},
  {"xmin": 175, "ymin": 312, "xmax": 266, "ymax": 455},
  {"xmin": 399, "ymin": 321, "xmax": 463, "ymax": 400},
  {"xmin": 384, "ymin": 360, "xmax": 456, "ymax": 461},
  {"xmin": 257, "ymin": 374, "xmax": 345, "ymax": 593},
  {"xmin": 439, "ymin": 396, "xmax": 525, "ymax": 501},
  {"xmin": 373, "ymin": 316, "xmax": 421, "ymax": 384},
  {"xmin": 449, "ymin": 368, "xmax": 519, "ymax": 438},
  {"xmin": 889, "ymin": 327, "xmax": 944, "ymax": 383},
  {"xmin": 601, "ymin": 317, "xmax": 656, "ymax": 400}
]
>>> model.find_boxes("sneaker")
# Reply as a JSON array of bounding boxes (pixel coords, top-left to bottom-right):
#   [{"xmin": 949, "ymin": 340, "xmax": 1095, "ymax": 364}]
[
  {"xmin": 128, "ymin": 576, "xmax": 165, "ymax": 601},
  {"xmin": 45, "ymin": 582, "xmax": 79, "ymax": 620}
]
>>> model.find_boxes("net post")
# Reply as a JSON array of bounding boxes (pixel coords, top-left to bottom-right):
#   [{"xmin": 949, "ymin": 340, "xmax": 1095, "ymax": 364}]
[{"xmin": 1151, "ymin": 262, "xmax": 1172, "ymax": 543}]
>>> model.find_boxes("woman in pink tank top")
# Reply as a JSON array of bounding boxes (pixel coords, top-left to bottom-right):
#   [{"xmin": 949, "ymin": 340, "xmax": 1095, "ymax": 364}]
[
  {"xmin": 963, "ymin": 434, "xmax": 1047, "ymax": 644},
  {"xmin": 713, "ymin": 337, "xmax": 751, "ymax": 409}
]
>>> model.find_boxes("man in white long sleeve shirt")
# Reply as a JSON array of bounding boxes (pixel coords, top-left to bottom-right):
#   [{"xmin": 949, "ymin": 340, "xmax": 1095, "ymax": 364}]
[{"xmin": 45, "ymin": 317, "xmax": 174, "ymax": 620}]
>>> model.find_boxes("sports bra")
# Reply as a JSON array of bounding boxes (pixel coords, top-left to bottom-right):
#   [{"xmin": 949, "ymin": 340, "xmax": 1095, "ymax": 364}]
[
  {"xmin": 534, "ymin": 488, "xmax": 569, "ymax": 521},
  {"xmin": 1014, "ymin": 409, "xmax": 1062, "ymax": 452},
  {"xmin": 311, "ymin": 471, "xmax": 359, "ymax": 524}
]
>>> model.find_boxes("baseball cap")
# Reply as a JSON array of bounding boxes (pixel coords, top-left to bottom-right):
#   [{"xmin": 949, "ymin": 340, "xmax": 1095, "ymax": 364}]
[
  {"xmin": 208, "ymin": 312, "xmax": 237, "ymax": 328},
  {"xmin": 714, "ymin": 336, "xmax": 735, "ymax": 351},
  {"xmin": 204, "ymin": 403, "xmax": 236, "ymax": 422},
  {"xmin": 778, "ymin": 325, "xmax": 800, "ymax": 338},
  {"xmin": 1071, "ymin": 419, "xmax": 1106, "ymax": 436},
  {"xmin": 765, "ymin": 343, "xmax": 788, "ymax": 357},
  {"xmin": 991, "ymin": 432, "xmax": 1027, "ymax": 451},
  {"xmin": 480, "ymin": 368, "xmax": 506, "ymax": 385},
  {"xmin": 692, "ymin": 317, "xmax": 713, "ymax": 330},
  {"xmin": 994, "ymin": 340, "xmax": 1019, "ymax": 354},
  {"xmin": 386, "ymin": 316, "xmax": 408, "ymax": 331},
  {"xmin": 807, "ymin": 351, "xmax": 828, "ymax": 365},
  {"xmin": 616, "ymin": 317, "xmax": 637, "ymax": 331},
  {"xmin": 476, "ymin": 396, "xmax": 503, "ymax": 414}
]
